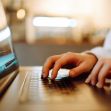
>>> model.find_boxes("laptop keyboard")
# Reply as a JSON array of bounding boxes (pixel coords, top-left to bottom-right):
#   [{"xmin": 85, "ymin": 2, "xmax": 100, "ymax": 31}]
[
  {"xmin": 19, "ymin": 69, "xmax": 81, "ymax": 103},
  {"xmin": 20, "ymin": 69, "xmax": 111, "ymax": 104}
]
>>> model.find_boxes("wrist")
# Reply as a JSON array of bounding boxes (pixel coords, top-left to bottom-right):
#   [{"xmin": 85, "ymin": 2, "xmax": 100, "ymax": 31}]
[{"xmin": 82, "ymin": 51, "xmax": 98, "ymax": 64}]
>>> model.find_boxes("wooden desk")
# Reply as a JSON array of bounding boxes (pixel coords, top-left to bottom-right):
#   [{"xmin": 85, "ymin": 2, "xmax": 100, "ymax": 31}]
[{"xmin": 0, "ymin": 67, "xmax": 111, "ymax": 111}]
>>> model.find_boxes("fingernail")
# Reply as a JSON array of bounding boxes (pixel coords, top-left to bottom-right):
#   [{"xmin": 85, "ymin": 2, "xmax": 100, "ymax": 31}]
[
  {"xmin": 42, "ymin": 73, "xmax": 47, "ymax": 78},
  {"xmin": 85, "ymin": 79, "xmax": 89, "ymax": 83},
  {"xmin": 96, "ymin": 83, "xmax": 102, "ymax": 88},
  {"xmin": 92, "ymin": 81, "xmax": 95, "ymax": 86}
]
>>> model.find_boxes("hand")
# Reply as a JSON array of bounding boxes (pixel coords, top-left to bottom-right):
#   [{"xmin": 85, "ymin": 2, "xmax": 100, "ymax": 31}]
[
  {"xmin": 42, "ymin": 52, "xmax": 97, "ymax": 79},
  {"xmin": 85, "ymin": 57, "xmax": 111, "ymax": 88}
]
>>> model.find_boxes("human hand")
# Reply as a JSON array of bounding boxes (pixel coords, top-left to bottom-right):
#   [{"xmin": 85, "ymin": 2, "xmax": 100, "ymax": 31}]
[
  {"xmin": 42, "ymin": 52, "xmax": 97, "ymax": 79},
  {"xmin": 85, "ymin": 57, "xmax": 111, "ymax": 88}
]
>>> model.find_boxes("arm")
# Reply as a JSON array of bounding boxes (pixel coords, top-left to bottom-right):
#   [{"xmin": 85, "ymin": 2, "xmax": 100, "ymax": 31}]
[
  {"xmin": 85, "ymin": 31, "xmax": 111, "ymax": 88},
  {"xmin": 90, "ymin": 31, "xmax": 111, "ymax": 58},
  {"xmin": 42, "ymin": 31, "xmax": 111, "ymax": 88}
]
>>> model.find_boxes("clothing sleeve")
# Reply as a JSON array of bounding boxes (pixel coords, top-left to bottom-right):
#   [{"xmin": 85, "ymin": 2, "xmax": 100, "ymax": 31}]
[{"xmin": 87, "ymin": 31, "xmax": 111, "ymax": 59}]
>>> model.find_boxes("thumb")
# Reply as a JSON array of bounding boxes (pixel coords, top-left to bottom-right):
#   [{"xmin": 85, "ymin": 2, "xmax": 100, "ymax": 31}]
[{"xmin": 69, "ymin": 62, "xmax": 86, "ymax": 78}]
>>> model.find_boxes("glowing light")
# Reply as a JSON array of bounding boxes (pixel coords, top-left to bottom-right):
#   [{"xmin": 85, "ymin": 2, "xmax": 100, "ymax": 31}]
[
  {"xmin": 0, "ymin": 27, "xmax": 11, "ymax": 42},
  {"xmin": 17, "ymin": 9, "xmax": 26, "ymax": 20},
  {"xmin": 33, "ymin": 17, "xmax": 77, "ymax": 28}
]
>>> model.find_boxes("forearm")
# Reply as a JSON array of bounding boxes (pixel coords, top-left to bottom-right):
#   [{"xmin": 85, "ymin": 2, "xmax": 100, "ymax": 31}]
[
  {"xmin": 86, "ymin": 31, "xmax": 111, "ymax": 59},
  {"xmin": 89, "ymin": 47, "xmax": 111, "ymax": 59}
]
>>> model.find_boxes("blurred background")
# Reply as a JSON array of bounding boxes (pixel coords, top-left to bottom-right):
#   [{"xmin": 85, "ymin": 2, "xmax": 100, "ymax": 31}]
[
  {"xmin": 1, "ymin": 0, "xmax": 111, "ymax": 65},
  {"xmin": 2, "ymin": 0, "xmax": 111, "ymax": 45}
]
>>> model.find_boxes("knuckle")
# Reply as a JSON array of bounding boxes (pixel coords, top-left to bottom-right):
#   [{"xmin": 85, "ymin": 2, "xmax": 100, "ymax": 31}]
[
  {"xmin": 83, "ymin": 65, "xmax": 88, "ymax": 71},
  {"xmin": 55, "ymin": 61, "xmax": 61, "ymax": 66},
  {"xmin": 70, "ymin": 69, "xmax": 77, "ymax": 76},
  {"xmin": 66, "ymin": 52, "xmax": 73, "ymax": 55},
  {"xmin": 47, "ymin": 56, "xmax": 55, "ymax": 61}
]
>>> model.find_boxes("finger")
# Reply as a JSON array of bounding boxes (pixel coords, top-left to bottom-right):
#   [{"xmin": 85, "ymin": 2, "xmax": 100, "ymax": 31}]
[
  {"xmin": 85, "ymin": 74, "xmax": 92, "ymax": 84},
  {"xmin": 96, "ymin": 64, "xmax": 110, "ymax": 88},
  {"xmin": 85, "ymin": 60, "xmax": 103, "ymax": 85},
  {"xmin": 69, "ymin": 62, "xmax": 87, "ymax": 78},
  {"xmin": 42, "ymin": 55, "xmax": 61, "ymax": 78},
  {"xmin": 51, "ymin": 56, "xmax": 69, "ymax": 79}
]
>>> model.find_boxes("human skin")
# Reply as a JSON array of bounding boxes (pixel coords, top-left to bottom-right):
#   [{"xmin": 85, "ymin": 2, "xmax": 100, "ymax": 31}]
[
  {"xmin": 42, "ymin": 52, "xmax": 97, "ymax": 80},
  {"xmin": 85, "ymin": 57, "xmax": 111, "ymax": 88}
]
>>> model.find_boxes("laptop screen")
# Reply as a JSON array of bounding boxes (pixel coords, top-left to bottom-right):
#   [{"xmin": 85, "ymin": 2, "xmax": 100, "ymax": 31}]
[{"xmin": 0, "ymin": 2, "xmax": 19, "ymax": 79}]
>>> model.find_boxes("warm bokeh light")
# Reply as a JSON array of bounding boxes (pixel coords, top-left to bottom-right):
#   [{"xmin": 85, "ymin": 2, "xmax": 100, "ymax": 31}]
[
  {"xmin": 17, "ymin": 9, "xmax": 26, "ymax": 20},
  {"xmin": 33, "ymin": 17, "xmax": 78, "ymax": 28},
  {"xmin": 2, "ymin": 0, "xmax": 110, "ymax": 44},
  {"xmin": 23, "ymin": 0, "xmax": 111, "ymax": 28}
]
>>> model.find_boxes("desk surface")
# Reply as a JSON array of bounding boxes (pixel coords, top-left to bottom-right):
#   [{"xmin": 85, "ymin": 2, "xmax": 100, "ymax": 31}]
[
  {"xmin": 14, "ymin": 43, "xmax": 95, "ymax": 66},
  {"xmin": 0, "ymin": 67, "xmax": 111, "ymax": 111}
]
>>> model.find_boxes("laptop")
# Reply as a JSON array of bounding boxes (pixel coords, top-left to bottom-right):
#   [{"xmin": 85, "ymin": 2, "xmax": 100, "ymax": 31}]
[
  {"xmin": 0, "ymin": 1, "xmax": 111, "ymax": 111},
  {"xmin": 0, "ymin": 0, "xmax": 77, "ymax": 104}
]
